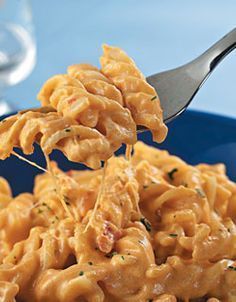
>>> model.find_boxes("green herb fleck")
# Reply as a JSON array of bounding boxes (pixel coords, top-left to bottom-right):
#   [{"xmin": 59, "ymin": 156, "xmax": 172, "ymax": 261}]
[
  {"xmin": 228, "ymin": 265, "xmax": 236, "ymax": 271},
  {"xmin": 55, "ymin": 216, "xmax": 59, "ymax": 220},
  {"xmin": 121, "ymin": 255, "xmax": 125, "ymax": 260},
  {"xmin": 65, "ymin": 128, "xmax": 71, "ymax": 132},
  {"xmin": 63, "ymin": 196, "xmax": 71, "ymax": 205},
  {"xmin": 167, "ymin": 168, "xmax": 178, "ymax": 181},
  {"xmin": 169, "ymin": 233, "xmax": 178, "ymax": 238},
  {"xmin": 140, "ymin": 217, "xmax": 152, "ymax": 232},
  {"xmin": 88, "ymin": 261, "xmax": 93, "ymax": 266},
  {"xmin": 105, "ymin": 251, "xmax": 118, "ymax": 258},
  {"xmin": 42, "ymin": 202, "xmax": 52, "ymax": 211},
  {"xmin": 150, "ymin": 96, "xmax": 157, "ymax": 101},
  {"xmin": 79, "ymin": 271, "xmax": 84, "ymax": 276},
  {"xmin": 153, "ymin": 250, "xmax": 157, "ymax": 259},
  {"xmin": 37, "ymin": 208, "xmax": 43, "ymax": 214},
  {"xmin": 195, "ymin": 188, "xmax": 205, "ymax": 198}
]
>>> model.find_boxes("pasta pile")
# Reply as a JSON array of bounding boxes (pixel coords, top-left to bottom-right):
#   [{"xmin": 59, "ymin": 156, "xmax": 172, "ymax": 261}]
[
  {"xmin": 0, "ymin": 44, "xmax": 235, "ymax": 301},
  {"xmin": 0, "ymin": 45, "xmax": 167, "ymax": 169},
  {"xmin": 0, "ymin": 142, "xmax": 236, "ymax": 301}
]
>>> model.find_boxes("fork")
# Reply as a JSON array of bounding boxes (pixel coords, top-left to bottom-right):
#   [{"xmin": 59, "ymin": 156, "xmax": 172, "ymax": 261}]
[{"xmin": 146, "ymin": 28, "xmax": 236, "ymax": 124}]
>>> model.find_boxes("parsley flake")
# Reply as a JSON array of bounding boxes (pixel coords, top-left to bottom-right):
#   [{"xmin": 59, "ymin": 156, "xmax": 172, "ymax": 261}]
[
  {"xmin": 88, "ymin": 261, "xmax": 93, "ymax": 266},
  {"xmin": 150, "ymin": 96, "xmax": 157, "ymax": 101},
  {"xmin": 42, "ymin": 202, "xmax": 52, "ymax": 211},
  {"xmin": 121, "ymin": 255, "xmax": 125, "ymax": 260},
  {"xmin": 167, "ymin": 168, "xmax": 178, "ymax": 181},
  {"xmin": 65, "ymin": 128, "xmax": 71, "ymax": 132},
  {"xmin": 169, "ymin": 233, "xmax": 178, "ymax": 238},
  {"xmin": 228, "ymin": 265, "xmax": 236, "ymax": 271},
  {"xmin": 63, "ymin": 196, "xmax": 71, "ymax": 205},
  {"xmin": 79, "ymin": 271, "xmax": 84, "ymax": 276},
  {"xmin": 140, "ymin": 217, "xmax": 152, "ymax": 232},
  {"xmin": 195, "ymin": 188, "xmax": 205, "ymax": 198},
  {"xmin": 105, "ymin": 251, "xmax": 118, "ymax": 258}
]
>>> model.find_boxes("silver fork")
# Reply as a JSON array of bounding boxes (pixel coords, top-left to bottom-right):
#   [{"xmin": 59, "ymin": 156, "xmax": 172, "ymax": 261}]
[{"xmin": 146, "ymin": 28, "xmax": 236, "ymax": 124}]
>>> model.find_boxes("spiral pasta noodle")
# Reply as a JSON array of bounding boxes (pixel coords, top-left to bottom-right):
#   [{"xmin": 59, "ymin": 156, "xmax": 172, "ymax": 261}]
[
  {"xmin": 0, "ymin": 108, "xmax": 113, "ymax": 169},
  {"xmin": 0, "ymin": 44, "xmax": 235, "ymax": 301},
  {"xmin": 0, "ymin": 177, "xmax": 12, "ymax": 210},
  {"xmin": 67, "ymin": 63, "xmax": 124, "ymax": 105},
  {"xmin": 0, "ymin": 45, "xmax": 168, "ymax": 169},
  {"xmin": 0, "ymin": 142, "xmax": 236, "ymax": 301},
  {"xmin": 100, "ymin": 44, "xmax": 168, "ymax": 142},
  {"xmin": 37, "ymin": 73, "xmax": 137, "ymax": 151}
]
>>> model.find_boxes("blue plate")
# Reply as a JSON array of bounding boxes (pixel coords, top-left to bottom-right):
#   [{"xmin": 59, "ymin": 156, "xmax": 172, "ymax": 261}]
[{"xmin": 0, "ymin": 110, "xmax": 236, "ymax": 196}]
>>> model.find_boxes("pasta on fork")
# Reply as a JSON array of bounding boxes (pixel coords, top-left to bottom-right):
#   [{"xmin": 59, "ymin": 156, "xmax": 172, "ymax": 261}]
[{"xmin": 0, "ymin": 108, "xmax": 113, "ymax": 169}]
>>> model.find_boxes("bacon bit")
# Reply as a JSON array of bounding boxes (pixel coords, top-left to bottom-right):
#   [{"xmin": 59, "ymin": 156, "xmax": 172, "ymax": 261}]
[
  {"xmin": 67, "ymin": 170, "xmax": 73, "ymax": 177},
  {"xmin": 97, "ymin": 221, "xmax": 123, "ymax": 253},
  {"xmin": 68, "ymin": 97, "xmax": 77, "ymax": 105}
]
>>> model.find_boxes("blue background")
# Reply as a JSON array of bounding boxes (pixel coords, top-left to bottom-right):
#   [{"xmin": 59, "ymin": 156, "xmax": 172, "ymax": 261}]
[{"xmin": 6, "ymin": 0, "xmax": 236, "ymax": 117}]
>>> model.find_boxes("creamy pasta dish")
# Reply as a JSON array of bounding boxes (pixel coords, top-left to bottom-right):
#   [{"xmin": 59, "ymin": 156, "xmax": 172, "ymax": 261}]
[{"xmin": 0, "ymin": 45, "xmax": 235, "ymax": 302}]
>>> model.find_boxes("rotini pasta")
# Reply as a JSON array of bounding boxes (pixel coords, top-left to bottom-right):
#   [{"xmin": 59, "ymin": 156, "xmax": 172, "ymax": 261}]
[
  {"xmin": 0, "ymin": 108, "xmax": 113, "ymax": 169},
  {"xmin": 37, "ymin": 73, "xmax": 136, "ymax": 151},
  {"xmin": 100, "ymin": 45, "xmax": 168, "ymax": 142},
  {"xmin": 67, "ymin": 64, "xmax": 124, "ymax": 105},
  {"xmin": 0, "ymin": 44, "xmax": 234, "ymax": 302},
  {"xmin": 0, "ymin": 142, "xmax": 236, "ymax": 301}
]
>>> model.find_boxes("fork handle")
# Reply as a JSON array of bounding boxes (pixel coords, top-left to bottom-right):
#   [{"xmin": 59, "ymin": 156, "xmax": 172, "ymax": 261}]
[{"xmin": 190, "ymin": 28, "xmax": 236, "ymax": 80}]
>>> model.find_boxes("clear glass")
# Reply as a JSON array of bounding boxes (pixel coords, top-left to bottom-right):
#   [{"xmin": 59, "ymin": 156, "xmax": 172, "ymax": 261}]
[{"xmin": 0, "ymin": 0, "xmax": 36, "ymax": 115}]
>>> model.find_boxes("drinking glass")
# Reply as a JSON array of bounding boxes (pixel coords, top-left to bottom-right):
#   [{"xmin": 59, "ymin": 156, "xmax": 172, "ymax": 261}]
[{"xmin": 0, "ymin": 0, "xmax": 36, "ymax": 115}]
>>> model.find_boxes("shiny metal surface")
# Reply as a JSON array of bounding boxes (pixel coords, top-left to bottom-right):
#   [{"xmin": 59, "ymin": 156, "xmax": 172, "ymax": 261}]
[{"xmin": 147, "ymin": 28, "xmax": 236, "ymax": 124}]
